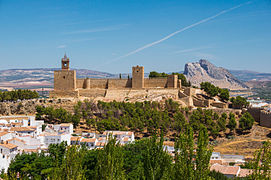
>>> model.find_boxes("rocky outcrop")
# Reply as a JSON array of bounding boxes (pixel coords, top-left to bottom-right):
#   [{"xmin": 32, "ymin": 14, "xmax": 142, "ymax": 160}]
[{"xmin": 183, "ymin": 60, "xmax": 248, "ymax": 90}]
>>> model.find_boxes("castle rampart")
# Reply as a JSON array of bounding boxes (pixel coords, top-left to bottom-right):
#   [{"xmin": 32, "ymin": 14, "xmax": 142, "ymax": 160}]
[
  {"xmin": 260, "ymin": 110, "xmax": 271, "ymax": 128},
  {"xmin": 50, "ymin": 55, "xmax": 182, "ymax": 99}
]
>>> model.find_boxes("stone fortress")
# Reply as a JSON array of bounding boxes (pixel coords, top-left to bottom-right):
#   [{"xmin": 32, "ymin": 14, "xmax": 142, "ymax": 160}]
[
  {"xmin": 50, "ymin": 54, "xmax": 181, "ymax": 99},
  {"xmin": 50, "ymin": 54, "xmax": 228, "ymax": 108}
]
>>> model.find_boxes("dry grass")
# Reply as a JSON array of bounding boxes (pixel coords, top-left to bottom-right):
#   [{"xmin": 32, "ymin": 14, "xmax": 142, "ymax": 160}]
[{"xmin": 214, "ymin": 125, "xmax": 271, "ymax": 158}]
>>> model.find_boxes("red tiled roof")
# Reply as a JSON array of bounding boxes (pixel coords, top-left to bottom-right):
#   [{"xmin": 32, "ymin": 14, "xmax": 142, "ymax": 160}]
[
  {"xmin": 0, "ymin": 142, "xmax": 17, "ymax": 149},
  {"xmin": 10, "ymin": 127, "xmax": 35, "ymax": 132},
  {"xmin": 81, "ymin": 138, "xmax": 96, "ymax": 143},
  {"xmin": 210, "ymin": 160, "xmax": 223, "ymax": 165},
  {"xmin": 0, "ymin": 132, "xmax": 9, "ymax": 137},
  {"xmin": 210, "ymin": 164, "xmax": 240, "ymax": 176},
  {"xmin": 7, "ymin": 138, "xmax": 25, "ymax": 143},
  {"xmin": 71, "ymin": 136, "xmax": 81, "ymax": 141}
]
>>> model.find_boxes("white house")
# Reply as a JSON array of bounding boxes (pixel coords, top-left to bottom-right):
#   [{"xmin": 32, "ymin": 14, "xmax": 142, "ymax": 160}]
[{"xmin": 0, "ymin": 132, "xmax": 13, "ymax": 143}]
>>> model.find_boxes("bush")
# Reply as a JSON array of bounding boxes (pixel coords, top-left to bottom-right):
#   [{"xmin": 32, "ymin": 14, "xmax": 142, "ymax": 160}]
[
  {"xmin": 231, "ymin": 96, "xmax": 249, "ymax": 109},
  {"xmin": 0, "ymin": 89, "xmax": 39, "ymax": 102},
  {"xmin": 200, "ymin": 82, "xmax": 219, "ymax": 97},
  {"xmin": 239, "ymin": 112, "xmax": 255, "ymax": 132}
]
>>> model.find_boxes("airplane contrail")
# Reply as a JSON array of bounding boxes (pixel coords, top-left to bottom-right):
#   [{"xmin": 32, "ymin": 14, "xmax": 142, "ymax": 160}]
[{"xmin": 99, "ymin": 1, "xmax": 252, "ymax": 67}]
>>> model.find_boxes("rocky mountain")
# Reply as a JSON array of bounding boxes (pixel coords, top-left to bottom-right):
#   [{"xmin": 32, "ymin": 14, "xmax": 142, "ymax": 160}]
[
  {"xmin": 0, "ymin": 68, "xmax": 115, "ymax": 89},
  {"xmin": 183, "ymin": 60, "xmax": 248, "ymax": 90}
]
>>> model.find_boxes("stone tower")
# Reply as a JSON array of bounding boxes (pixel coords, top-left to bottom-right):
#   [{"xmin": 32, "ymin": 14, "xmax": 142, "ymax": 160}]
[
  {"xmin": 132, "ymin": 65, "xmax": 144, "ymax": 89},
  {"xmin": 61, "ymin": 53, "xmax": 70, "ymax": 70},
  {"xmin": 54, "ymin": 54, "xmax": 76, "ymax": 91}
]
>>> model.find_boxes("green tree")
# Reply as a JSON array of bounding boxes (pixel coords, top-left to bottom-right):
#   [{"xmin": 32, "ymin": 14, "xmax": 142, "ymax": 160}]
[
  {"xmin": 239, "ymin": 112, "xmax": 255, "ymax": 132},
  {"xmin": 217, "ymin": 113, "xmax": 227, "ymax": 132},
  {"xmin": 231, "ymin": 96, "xmax": 249, "ymax": 109},
  {"xmin": 173, "ymin": 111, "xmax": 186, "ymax": 132},
  {"xmin": 200, "ymin": 82, "xmax": 219, "ymax": 97},
  {"xmin": 174, "ymin": 126, "xmax": 212, "ymax": 180},
  {"xmin": 227, "ymin": 113, "xmax": 237, "ymax": 133},
  {"xmin": 219, "ymin": 89, "xmax": 230, "ymax": 101},
  {"xmin": 95, "ymin": 137, "xmax": 126, "ymax": 180},
  {"xmin": 247, "ymin": 141, "xmax": 271, "ymax": 180},
  {"xmin": 48, "ymin": 145, "xmax": 87, "ymax": 180},
  {"xmin": 149, "ymin": 71, "xmax": 168, "ymax": 78},
  {"xmin": 142, "ymin": 134, "xmax": 172, "ymax": 180}
]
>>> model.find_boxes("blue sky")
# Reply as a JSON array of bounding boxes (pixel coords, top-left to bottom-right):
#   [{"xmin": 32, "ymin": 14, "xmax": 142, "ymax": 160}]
[{"xmin": 0, "ymin": 0, "xmax": 271, "ymax": 73}]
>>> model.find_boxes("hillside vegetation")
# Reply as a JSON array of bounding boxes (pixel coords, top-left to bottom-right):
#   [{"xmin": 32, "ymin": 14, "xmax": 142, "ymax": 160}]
[{"xmin": 36, "ymin": 99, "xmax": 254, "ymax": 140}]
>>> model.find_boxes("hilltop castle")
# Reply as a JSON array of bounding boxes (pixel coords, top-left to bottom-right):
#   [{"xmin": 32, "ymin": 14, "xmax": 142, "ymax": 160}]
[{"xmin": 50, "ymin": 55, "xmax": 182, "ymax": 99}]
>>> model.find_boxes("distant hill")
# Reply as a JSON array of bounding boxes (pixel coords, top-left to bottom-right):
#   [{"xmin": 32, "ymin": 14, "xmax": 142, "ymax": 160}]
[
  {"xmin": 1, "ymin": 63, "xmax": 270, "ymax": 90},
  {"xmin": 183, "ymin": 60, "xmax": 248, "ymax": 90},
  {"xmin": 229, "ymin": 70, "xmax": 271, "ymax": 82},
  {"xmin": 0, "ymin": 68, "xmax": 115, "ymax": 89}
]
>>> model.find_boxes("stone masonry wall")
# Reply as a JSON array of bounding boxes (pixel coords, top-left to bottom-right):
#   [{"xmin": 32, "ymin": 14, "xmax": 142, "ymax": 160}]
[
  {"xmin": 78, "ymin": 89, "xmax": 106, "ymax": 98},
  {"xmin": 247, "ymin": 107, "xmax": 263, "ymax": 122},
  {"xmin": 260, "ymin": 110, "xmax": 271, "ymax": 128},
  {"xmin": 107, "ymin": 79, "xmax": 132, "ymax": 89},
  {"xmin": 144, "ymin": 78, "xmax": 168, "ymax": 88},
  {"xmin": 54, "ymin": 70, "xmax": 76, "ymax": 91}
]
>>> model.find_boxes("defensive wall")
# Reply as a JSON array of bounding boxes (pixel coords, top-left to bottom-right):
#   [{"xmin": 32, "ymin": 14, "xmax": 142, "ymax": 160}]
[
  {"xmin": 246, "ymin": 107, "xmax": 271, "ymax": 128},
  {"xmin": 50, "ymin": 55, "xmax": 181, "ymax": 99},
  {"xmin": 260, "ymin": 110, "xmax": 271, "ymax": 128},
  {"xmin": 49, "ymin": 55, "xmax": 231, "ymax": 110}
]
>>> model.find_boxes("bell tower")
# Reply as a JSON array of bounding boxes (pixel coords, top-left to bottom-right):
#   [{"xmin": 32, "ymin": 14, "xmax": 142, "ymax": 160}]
[
  {"xmin": 61, "ymin": 53, "xmax": 70, "ymax": 70},
  {"xmin": 53, "ymin": 54, "xmax": 76, "ymax": 92}
]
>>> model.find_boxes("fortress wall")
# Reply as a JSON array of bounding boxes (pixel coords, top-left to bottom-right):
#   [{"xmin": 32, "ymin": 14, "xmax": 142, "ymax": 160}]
[
  {"xmin": 211, "ymin": 102, "xmax": 228, "ymax": 108},
  {"xmin": 76, "ymin": 79, "xmax": 85, "ymax": 89},
  {"xmin": 247, "ymin": 107, "xmax": 263, "ymax": 122},
  {"xmin": 193, "ymin": 98, "xmax": 210, "ymax": 107},
  {"xmin": 50, "ymin": 90, "xmax": 79, "ymax": 98},
  {"xmin": 184, "ymin": 87, "xmax": 196, "ymax": 96},
  {"xmin": 144, "ymin": 78, "xmax": 167, "ymax": 88},
  {"xmin": 78, "ymin": 89, "xmax": 106, "ymax": 98},
  {"xmin": 87, "ymin": 79, "xmax": 108, "ymax": 89},
  {"xmin": 260, "ymin": 110, "xmax": 271, "ymax": 128},
  {"xmin": 108, "ymin": 79, "xmax": 132, "ymax": 89},
  {"xmin": 147, "ymin": 89, "xmax": 179, "ymax": 100}
]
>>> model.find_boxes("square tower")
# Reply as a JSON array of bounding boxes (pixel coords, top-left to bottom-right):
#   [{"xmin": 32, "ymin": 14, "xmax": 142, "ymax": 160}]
[
  {"xmin": 132, "ymin": 65, "xmax": 144, "ymax": 89},
  {"xmin": 167, "ymin": 75, "xmax": 178, "ymax": 88},
  {"xmin": 54, "ymin": 54, "xmax": 76, "ymax": 91},
  {"xmin": 61, "ymin": 54, "xmax": 70, "ymax": 70}
]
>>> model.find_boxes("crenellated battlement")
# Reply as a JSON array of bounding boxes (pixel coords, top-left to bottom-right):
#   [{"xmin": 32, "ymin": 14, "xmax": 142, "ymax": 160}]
[{"xmin": 50, "ymin": 55, "xmax": 182, "ymax": 98}]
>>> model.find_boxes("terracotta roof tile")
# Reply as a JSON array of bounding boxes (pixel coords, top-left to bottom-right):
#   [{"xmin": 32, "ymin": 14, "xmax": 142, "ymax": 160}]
[
  {"xmin": 0, "ymin": 132, "xmax": 9, "ymax": 137},
  {"xmin": 210, "ymin": 160, "xmax": 223, "ymax": 165},
  {"xmin": 210, "ymin": 164, "xmax": 240, "ymax": 176},
  {"xmin": 81, "ymin": 138, "xmax": 96, "ymax": 143},
  {"xmin": 71, "ymin": 136, "xmax": 81, "ymax": 141},
  {"xmin": 0, "ymin": 142, "xmax": 17, "ymax": 149},
  {"xmin": 7, "ymin": 138, "xmax": 25, "ymax": 143},
  {"xmin": 10, "ymin": 127, "xmax": 35, "ymax": 132}
]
